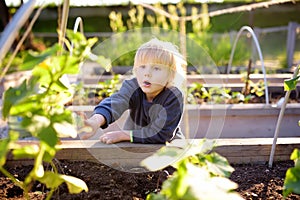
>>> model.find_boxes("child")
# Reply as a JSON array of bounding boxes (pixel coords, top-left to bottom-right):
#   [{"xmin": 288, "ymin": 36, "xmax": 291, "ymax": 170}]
[{"xmin": 81, "ymin": 38, "xmax": 186, "ymax": 144}]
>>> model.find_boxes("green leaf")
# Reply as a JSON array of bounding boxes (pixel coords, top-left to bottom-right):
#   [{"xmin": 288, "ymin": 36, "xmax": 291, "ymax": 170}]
[
  {"xmin": 20, "ymin": 44, "xmax": 60, "ymax": 70},
  {"xmin": 141, "ymin": 139, "xmax": 214, "ymax": 171},
  {"xmin": 56, "ymin": 54, "xmax": 80, "ymax": 75},
  {"xmin": 290, "ymin": 149, "xmax": 300, "ymax": 161},
  {"xmin": 66, "ymin": 30, "xmax": 86, "ymax": 43},
  {"xmin": 0, "ymin": 138, "xmax": 10, "ymax": 166},
  {"xmin": 284, "ymin": 75, "xmax": 300, "ymax": 91},
  {"xmin": 60, "ymin": 174, "xmax": 88, "ymax": 194},
  {"xmin": 37, "ymin": 171, "xmax": 64, "ymax": 189},
  {"xmin": 146, "ymin": 193, "xmax": 166, "ymax": 200},
  {"xmin": 2, "ymin": 80, "xmax": 33, "ymax": 119},
  {"xmin": 284, "ymin": 167, "xmax": 300, "ymax": 196},
  {"xmin": 12, "ymin": 145, "xmax": 39, "ymax": 160},
  {"xmin": 37, "ymin": 126, "xmax": 58, "ymax": 148},
  {"xmin": 32, "ymin": 62, "xmax": 51, "ymax": 86},
  {"xmin": 202, "ymin": 152, "xmax": 234, "ymax": 177},
  {"xmin": 9, "ymin": 100, "xmax": 39, "ymax": 116},
  {"xmin": 141, "ymin": 146, "xmax": 184, "ymax": 171}
]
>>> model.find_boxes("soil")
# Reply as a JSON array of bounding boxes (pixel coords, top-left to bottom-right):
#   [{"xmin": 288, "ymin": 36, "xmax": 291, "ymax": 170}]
[{"xmin": 1, "ymin": 160, "xmax": 300, "ymax": 200}]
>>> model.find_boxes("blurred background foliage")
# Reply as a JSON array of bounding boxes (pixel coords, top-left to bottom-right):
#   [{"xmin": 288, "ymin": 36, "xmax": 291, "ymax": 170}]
[{"xmin": 1, "ymin": 1, "xmax": 300, "ymax": 72}]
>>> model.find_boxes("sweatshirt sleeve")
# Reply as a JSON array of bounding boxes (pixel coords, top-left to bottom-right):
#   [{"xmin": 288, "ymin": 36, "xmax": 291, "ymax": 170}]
[
  {"xmin": 131, "ymin": 88, "xmax": 183, "ymax": 144},
  {"xmin": 93, "ymin": 78, "xmax": 138, "ymax": 129}
]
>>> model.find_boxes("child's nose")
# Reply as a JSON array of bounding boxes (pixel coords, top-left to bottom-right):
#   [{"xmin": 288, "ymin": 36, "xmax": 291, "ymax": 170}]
[{"xmin": 144, "ymin": 67, "xmax": 152, "ymax": 77}]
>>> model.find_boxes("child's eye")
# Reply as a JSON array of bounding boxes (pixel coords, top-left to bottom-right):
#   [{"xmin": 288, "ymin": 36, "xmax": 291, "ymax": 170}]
[
  {"xmin": 139, "ymin": 65, "xmax": 146, "ymax": 69},
  {"xmin": 153, "ymin": 66, "xmax": 161, "ymax": 71}
]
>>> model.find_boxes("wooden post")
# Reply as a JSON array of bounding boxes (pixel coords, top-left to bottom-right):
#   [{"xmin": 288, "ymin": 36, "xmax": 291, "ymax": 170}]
[
  {"xmin": 179, "ymin": 18, "xmax": 190, "ymax": 139},
  {"xmin": 58, "ymin": 0, "xmax": 70, "ymax": 46},
  {"xmin": 243, "ymin": 59, "xmax": 252, "ymax": 96},
  {"xmin": 286, "ymin": 22, "xmax": 298, "ymax": 68}
]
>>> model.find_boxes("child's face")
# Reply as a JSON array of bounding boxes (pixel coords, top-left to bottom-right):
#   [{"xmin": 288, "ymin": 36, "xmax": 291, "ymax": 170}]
[{"xmin": 135, "ymin": 64, "xmax": 170, "ymax": 101}]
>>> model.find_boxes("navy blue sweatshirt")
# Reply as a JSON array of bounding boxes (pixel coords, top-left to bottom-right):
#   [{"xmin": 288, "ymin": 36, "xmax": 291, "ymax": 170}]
[{"xmin": 93, "ymin": 78, "xmax": 184, "ymax": 144}]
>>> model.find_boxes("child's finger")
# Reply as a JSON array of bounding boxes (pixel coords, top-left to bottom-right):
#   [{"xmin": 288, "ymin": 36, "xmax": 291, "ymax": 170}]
[
  {"xmin": 75, "ymin": 111, "xmax": 87, "ymax": 120},
  {"xmin": 80, "ymin": 131, "xmax": 94, "ymax": 140}
]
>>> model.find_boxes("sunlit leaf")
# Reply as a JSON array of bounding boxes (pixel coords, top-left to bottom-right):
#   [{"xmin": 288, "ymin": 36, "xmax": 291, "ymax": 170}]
[
  {"xmin": 19, "ymin": 44, "xmax": 60, "ymax": 70},
  {"xmin": 12, "ymin": 145, "xmax": 39, "ymax": 159},
  {"xmin": 53, "ymin": 121, "xmax": 77, "ymax": 138},
  {"xmin": 37, "ymin": 126, "xmax": 58, "ymax": 148},
  {"xmin": 0, "ymin": 138, "xmax": 10, "ymax": 166},
  {"xmin": 37, "ymin": 171, "xmax": 64, "ymax": 189},
  {"xmin": 283, "ymin": 167, "xmax": 300, "ymax": 196},
  {"xmin": 141, "ymin": 139, "xmax": 214, "ymax": 171},
  {"xmin": 290, "ymin": 148, "xmax": 300, "ymax": 161},
  {"xmin": 141, "ymin": 146, "xmax": 184, "ymax": 171},
  {"xmin": 56, "ymin": 54, "xmax": 80, "ymax": 75},
  {"xmin": 25, "ymin": 115, "xmax": 50, "ymax": 134},
  {"xmin": 146, "ymin": 193, "xmax": 166, "ymax": 200},
  {"xmin": 9, "ymin": 100, "xmax": 40, "ymax": 117},
  {"xmin": 284, "ymin": 76, "xmax": 300, "ymax": 91},
  {"xmin": 60, "ymin": 174, "xmax": 88, "ymax": 194},
  {"xmin": 2, "ymin": 80, "xmax": 33, "ymax": 119},
  {"xmin": 202, "ymin": 152, "xmax": 234, "ymax": 177}
]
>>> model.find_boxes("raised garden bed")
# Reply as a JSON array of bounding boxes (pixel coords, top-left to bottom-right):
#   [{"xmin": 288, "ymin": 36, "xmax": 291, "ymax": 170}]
[{"xmin": 6, "ymin": 138, "xmax": 300, "ymax": 169}]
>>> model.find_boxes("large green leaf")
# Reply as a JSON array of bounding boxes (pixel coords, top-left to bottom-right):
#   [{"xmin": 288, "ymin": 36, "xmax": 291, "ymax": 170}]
[
  {"xmin": 2, "ymin": 80, "xmax": 30, "ymax": 119},
  {"xmin": 32, "ymin": 62, "xmax": 52, "ymax": 86},
  {"xmin": 9, "ymin": 100, "xmax": 40, "ymax": 117},
  {"xmin": 202, "ymin": 152, "xmax": 234, "ymax": 177},
  {"xmin": 37, "ymin": 126, "xmax": 58, "ymax": 148},
  {"xmin": 284, "ymin": 167, "xmax": 300, "ymax": 196},
  {"xmin": 20, "ymin": 44, "xmax": 60, "ymax": 71},
  {"xmin": 54, "ymin": 54, "xmax": 80, "ymax": 75},
  {"xmin": 141, "ymin": 139, "xmax": 214, "ymax": 171},
  {"xmin": 38, "ymin": 171, "xmax": 64, "ymax": 189}
]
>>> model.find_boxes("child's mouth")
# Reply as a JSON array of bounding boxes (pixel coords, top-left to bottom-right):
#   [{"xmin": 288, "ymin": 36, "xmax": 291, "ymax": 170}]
[{"xmin": 143, "ymin": 81, "xmax": 151, "ymax": 87}]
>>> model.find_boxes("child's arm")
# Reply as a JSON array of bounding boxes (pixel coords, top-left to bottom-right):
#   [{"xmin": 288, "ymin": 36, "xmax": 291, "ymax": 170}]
[{"xmin": 100, "ymin": 87, "xmax": 183, "ymax": 144}]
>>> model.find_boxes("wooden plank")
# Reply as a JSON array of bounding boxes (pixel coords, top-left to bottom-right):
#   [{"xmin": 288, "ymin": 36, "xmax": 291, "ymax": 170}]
[{"xmin": 6, "ymin": 138, "xmax": 300, "ymax": 170}]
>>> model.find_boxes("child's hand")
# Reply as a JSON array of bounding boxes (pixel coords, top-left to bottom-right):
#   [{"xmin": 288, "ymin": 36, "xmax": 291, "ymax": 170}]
[
  {"xmin": 77, "ymin": 114, "xmax": 105, "ymax": 140},
  {"xmin": 79, "ymin": 119, "xmax": 98, "ymax": 139},
  {"xmin": 99, "ymin": 131, "xmax": 130, "ymax": 144}
]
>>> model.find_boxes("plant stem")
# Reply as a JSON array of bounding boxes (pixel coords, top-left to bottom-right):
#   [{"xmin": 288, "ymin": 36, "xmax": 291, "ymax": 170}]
[
  {"xmin": 0, "ymin": 166, "xmax": 25, "ymax": 194},
  {"xmin": 45, "ymin": 188, "xmax": 55, "ymax": 200}
]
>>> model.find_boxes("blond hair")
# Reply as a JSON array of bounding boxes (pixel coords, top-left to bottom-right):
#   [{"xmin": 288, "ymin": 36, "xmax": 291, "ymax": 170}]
[{"xmin": 133, "ymin": 38, "xmax": 186, "ymax": 89}]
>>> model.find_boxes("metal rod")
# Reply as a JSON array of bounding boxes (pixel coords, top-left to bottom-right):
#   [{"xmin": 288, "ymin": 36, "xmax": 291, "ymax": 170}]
[
  {"xmin": 227, "ymin": 26, "xmax": 269, "ymax": 105},
  {"xmin": 0, "ymin": 0, "xmax": 37, "ymax": 62},
  {"xmin": 268, "ymin": 66, "xmax": 300, "ymax": 168}
]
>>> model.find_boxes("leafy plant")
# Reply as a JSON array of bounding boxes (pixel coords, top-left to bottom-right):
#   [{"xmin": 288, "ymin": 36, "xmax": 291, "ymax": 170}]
[
  {"xmin": 283, "ymin": 65, "xmax": 300, "ymax": 197},
  {"xmin": 187, "ymin": 82, "xmax": 209, "ymax": 104},
  {"xmin": 283, "ymin": 148, "xmax": 300, "ymax": 197},
  {"xmin": 97, "ymin": 74, "xmax": 121, "ymax": 100},
  {"xmin": 141, "ymin": 140, "xmax": 243, "ymax": 200},
  {"xmin": 0, "ymin": 30, "xmax": 101, "ymax": 199},
  {"xmin": 187, "ymin": 83, "xmax": 253, "ymax": 104},
  {"xmin": 284, "ymin": 67, "xmax": 300, "ymax": 92}
]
